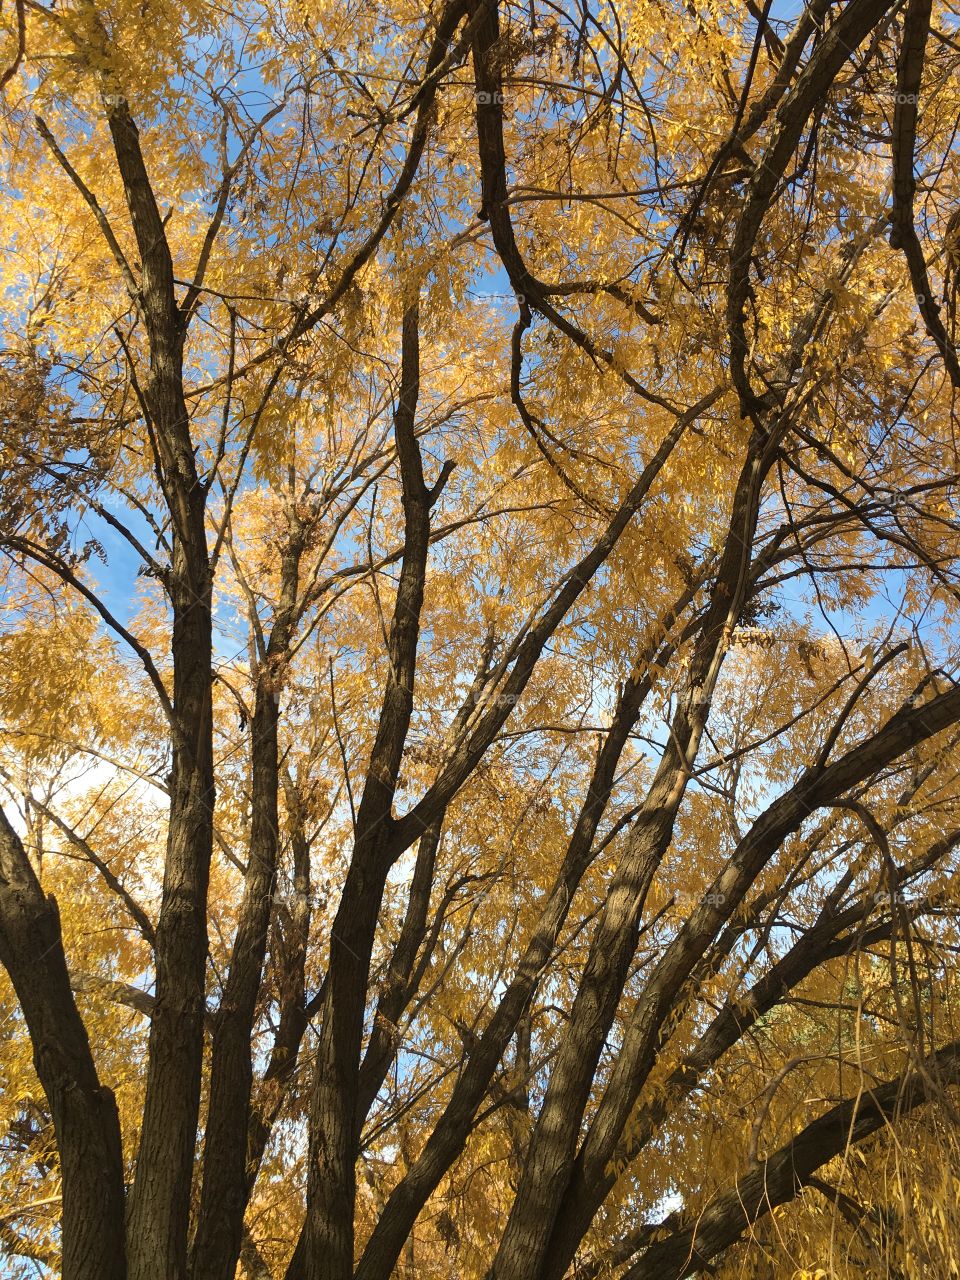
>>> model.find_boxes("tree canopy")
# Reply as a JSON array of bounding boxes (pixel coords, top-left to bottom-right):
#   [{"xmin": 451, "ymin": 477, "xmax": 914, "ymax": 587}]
[{"xmin": 2, "ymin": 1, "xmax": 960, "ymax": 1278}]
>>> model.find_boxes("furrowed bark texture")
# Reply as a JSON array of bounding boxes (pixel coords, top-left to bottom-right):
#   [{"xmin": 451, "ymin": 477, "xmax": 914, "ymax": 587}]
[
  {"xmin": 190, "ymin": 535, "xmax": 302, "ymax": 1280},
  {"xmin": 103, "ymin": 88, "xmax": 216, "ymax": 1280},
  {"xmin": 0, "ymin": 808, "xmax": 127, "ymax": 1280}
]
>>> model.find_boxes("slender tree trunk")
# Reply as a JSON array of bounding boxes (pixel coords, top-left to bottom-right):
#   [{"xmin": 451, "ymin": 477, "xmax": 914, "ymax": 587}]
[
  {"xmin": 0, "ymin": 807, "xmax": 127, "ymax": 1280},
  {"xmin": 126, "ymin": 540, "xmax": 214, "ymax": 1280},
  {"xmin": 191, "ymin": 531, "xmax": 301, "ymax": 1280},
  {"xmin": 244, "ymin": 769, "xmax": 313, "ymax": 1184},
  {"xmin": 300, "ymin": 303, "xmax": 430, "ymax": 1280},
  {"xmin": 487, "ymin": 438, "xmax": 773, "ymax": 1280},
  {"xmin": 95, "ymin": 80, "xmax": 217, "ymax": 1280},
  {"xmin": 189, "ymin": 682, "xmax": 280, "ymax": 1280}
]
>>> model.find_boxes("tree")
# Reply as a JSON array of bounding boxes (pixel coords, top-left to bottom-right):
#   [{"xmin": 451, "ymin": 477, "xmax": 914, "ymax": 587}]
[{"xmin": 1, "ymin": 0, "xmax": 960, "ymax": 1277}]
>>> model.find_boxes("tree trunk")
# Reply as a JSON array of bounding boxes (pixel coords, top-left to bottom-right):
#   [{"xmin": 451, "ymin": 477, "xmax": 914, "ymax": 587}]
[{"xmin": 0, "ymin": 807, "xmax": 127, "ymax": 1280}]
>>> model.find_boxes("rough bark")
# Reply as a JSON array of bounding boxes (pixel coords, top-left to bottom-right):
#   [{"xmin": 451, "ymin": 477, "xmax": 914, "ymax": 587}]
[
  {"xmin": 101, "ymin": 86, "xmax": 216, "ymax": 1280},
  {"xmin": 189, "ymin": 535, "xmax": 302, "ymax": 1280},
  {"xmin": 0, "ymin": 807, "xmax": 127, "ymax": 1280}
]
